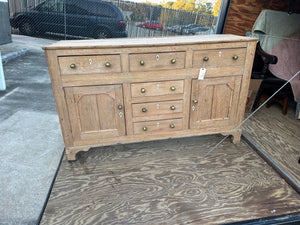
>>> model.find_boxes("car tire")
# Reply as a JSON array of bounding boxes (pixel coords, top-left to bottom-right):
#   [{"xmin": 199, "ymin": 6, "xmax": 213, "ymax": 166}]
[
  {"xmin": 156, "ymin": 27, "xmax": 160, "ymax": 31},
  {"xmin": 143, "ymin": 25, "xmax": 146, "ymax": 28},
  {"xmin": 19, "ymin": 20, "xmax": 35, "ymax": 36},
  {"xmin": 94, "ymin": 28, "xmax": 111, "ymax": 39}
]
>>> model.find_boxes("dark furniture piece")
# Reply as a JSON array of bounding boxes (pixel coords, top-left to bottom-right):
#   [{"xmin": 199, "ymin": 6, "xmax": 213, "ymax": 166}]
[{"xmin": 251, "ymin": 42, "xmax": 293, "ymax": 115}]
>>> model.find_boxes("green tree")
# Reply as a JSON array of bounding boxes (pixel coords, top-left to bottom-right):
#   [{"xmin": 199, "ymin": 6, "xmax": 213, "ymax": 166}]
[
  {"xmin": 162, "ymin": 1, "xmax": 174, "ymax": 8},
  {"xmin": 206, "ymin": 2, "xmax": 213, "ymax": 14},
  {"xmin": 196, "ymin": 2, "xmax": 213, "ymax": 15},
  {"xmin": 172, "ymin": 0, "xmax": 185, "ymax": 10},
  {"xmin": 184, "ymin": 0, "xmax": 196, "ymax": 13}
]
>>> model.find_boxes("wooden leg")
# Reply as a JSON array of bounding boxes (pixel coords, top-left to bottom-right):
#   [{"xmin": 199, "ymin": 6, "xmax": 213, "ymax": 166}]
[
  {"xmin": 282, "ymin": 96, "xmax": 288, "ymax": 115},
  {"xmin": 66, "ymin": 146, "xmax": 90, "ymax": 161},
  {"xmin": 65, "ymin": 148, "xmax": 77, "ymax": 161},
  {"xmin": 266, "ymin": 98, "xmax": 274, "ymax": 108},
  {"xmin": 221, "ymin": 130, "xmax": 242, "ymax": 144},
  {"xmin": 231, "ymin": 130, "xmax": 242, "ymax": 144},
  {"xmin": 266, "ymin": 96, "xmax": 289, "ymax": 115}
]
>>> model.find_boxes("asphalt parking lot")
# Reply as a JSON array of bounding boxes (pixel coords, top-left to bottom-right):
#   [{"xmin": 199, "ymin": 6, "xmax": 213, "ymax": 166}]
[{"xmin": 0, "ymin": 35, "xmax": 64, "ymax": 225}]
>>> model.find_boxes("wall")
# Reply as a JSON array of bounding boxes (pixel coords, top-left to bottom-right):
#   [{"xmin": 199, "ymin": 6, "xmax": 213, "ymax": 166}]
[
  {"xmin": 0, "ymin": 0, "xmax": 11, "ymax": 45},
  {"xmin": 224, "ymin": 0, "xmax": 300, "ymax": 35}
]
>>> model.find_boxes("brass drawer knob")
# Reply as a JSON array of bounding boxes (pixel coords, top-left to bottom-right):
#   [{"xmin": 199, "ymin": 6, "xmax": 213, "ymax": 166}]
[
  {"xmin": 203, "ymin": 56, "xmax": 209, "ymax": 62},
  {"xmin": 142, "ymin": 107, "xmax": 147, "ymax": 112},
  {"xmin": 70, "ymin": 63, "xmax": 76, "ymax": 69},
  {"xmin": 171, "ymin": 59, "xmax": 176, "ymax": 64},
  {"xmin": 143, "ymin": 126, "xmax": 147, "ymax": 131},
  {"xmin": 232, "ymin": 55, "xmax": 239, "ymax": 60},
  {"xmin": 170, "ymin": 123, "xmax": 175, "ymax": 128},
  {"xmin": 118, "ymin": 104, "xmax": 123, "ymax": 110},
  {"xmin": 193, "ymin": 99, "xmax": 198, "ymax": 104},
  {"xmin": 141, "ymin": 88, "xmax": 146, "ymax": 93},
  {"xmin": 170, "ymin": 105, "xmax": 176, "ymax": 110},
  {"xmin": 140, "ymin": 60, "xmax": 145, "ymax": 66},
  {"xmin": 170, "ymin": 86, "xmax": 176, "ymax": 91},
  {"xmin": 105, "ymin": 62, "xmax": 111, "ymax": 67}
]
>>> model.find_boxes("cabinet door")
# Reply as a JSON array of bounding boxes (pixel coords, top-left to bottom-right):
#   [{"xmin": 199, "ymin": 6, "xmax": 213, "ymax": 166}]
[
  {"xmin": 65, "ymin": 85, "xmax": 126, "ymax": 143},
  {"xmin": 190, "ymin": 76, "xmax": 241, "ymax": 129}
]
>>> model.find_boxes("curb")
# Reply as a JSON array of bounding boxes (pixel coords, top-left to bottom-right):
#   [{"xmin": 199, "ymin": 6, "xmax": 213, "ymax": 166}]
[{"xmin": 1, "ymin": 48, "xmax": 29, "ymax": 64}]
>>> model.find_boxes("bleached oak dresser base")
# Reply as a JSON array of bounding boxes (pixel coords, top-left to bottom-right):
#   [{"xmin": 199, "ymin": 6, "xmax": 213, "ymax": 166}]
[{"xmin": 43, "ymin": 35, "xmax": 257, "ymax": 161}]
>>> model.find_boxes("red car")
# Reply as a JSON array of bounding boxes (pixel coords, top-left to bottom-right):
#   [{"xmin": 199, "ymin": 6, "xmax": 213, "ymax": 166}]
[{"xmin": 139, "ymin": 21, "xmax": 163, "ymax": 30}]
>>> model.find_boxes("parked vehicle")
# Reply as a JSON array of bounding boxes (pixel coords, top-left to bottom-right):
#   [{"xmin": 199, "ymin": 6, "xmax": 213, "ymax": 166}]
[
  {"xmin": 194, "ymin": 27, "xmax": 210, "ymax": 35},
  {"xmin": 175, "ymin": 24, "xmax": 186, "ymax": 34},
  {"xmin": 167, "ymin": 25, "xmax": 179, "ymax": 32},
  {"xmin": 183, "ymin": 24, "xmax": 209, "ymax": 35},
  {"xmin": 179, "ymin": 24, "xmax": 193, "ymax": 34},
  {"xmin": 168, "ymin": 24, "xmax": 193, "ymax": 34},
  {"xmin": 10, "ymin": 0, "xmax": 127, "ymax": 39},
  {"xmin": 166, "ymin": 25, "xmax": 174, "ymax": 32},
  {"xmin": 182, "ymin": 24, "xmax": 199, "ymax": 34},
  {"xmin": 139, "ymin": 21, "xmax": 163, "ymax": 30}
]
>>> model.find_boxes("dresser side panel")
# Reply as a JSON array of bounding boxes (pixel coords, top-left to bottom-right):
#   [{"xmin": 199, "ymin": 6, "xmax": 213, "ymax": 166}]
[{"xmin": 44, "ymin": 50, "xmax": 74, "ymax": 147}]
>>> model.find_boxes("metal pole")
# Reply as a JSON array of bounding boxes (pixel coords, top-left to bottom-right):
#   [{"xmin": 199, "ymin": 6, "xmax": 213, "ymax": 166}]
[
  {"xmin": 64, "ymin": 0, "xmax": 66, "ymax": 40},
  {"xmin": 0, "ymin": 51, "xmax": 6, "ymax": 91}
]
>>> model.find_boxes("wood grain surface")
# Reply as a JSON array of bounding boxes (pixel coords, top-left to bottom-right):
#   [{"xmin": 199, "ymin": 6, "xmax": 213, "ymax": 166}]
[
  {"xmin": 45, "ymin": 36, "xmax": 257, "ymax": 160},
  {"xmin": 41, "ymin": 134, "xmax": 300, "ymax": 224},
  {"xmin": 43, "ymin": 35, "xmax": 255, "ymax": 50},
  {"xmin": 224, "ymin": 0, "xmax": 300, "ymax": 36},
  {"xmin": 244, "ymin": 104, "xmax": 300, "ymax": 186}
]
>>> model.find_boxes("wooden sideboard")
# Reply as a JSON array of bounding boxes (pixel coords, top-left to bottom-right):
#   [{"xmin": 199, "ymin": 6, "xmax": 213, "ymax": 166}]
[{"xmin": 43, "ymin": 35, "xmax": 257, "ymax": 161}]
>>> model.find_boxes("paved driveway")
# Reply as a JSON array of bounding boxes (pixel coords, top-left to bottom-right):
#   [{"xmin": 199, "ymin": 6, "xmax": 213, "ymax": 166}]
[{"xmin": 0, "ymin": 35, "xmax": 64, "ymax": 225}]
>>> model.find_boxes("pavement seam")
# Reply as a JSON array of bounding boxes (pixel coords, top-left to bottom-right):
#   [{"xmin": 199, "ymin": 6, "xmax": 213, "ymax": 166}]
[
  {"xmin": 1, "ymin": 48, "xmax": 29, "ymax": 64},
  {"xmin": 0, "ymin": 87, "xmax": 20, "ymax": 101}
]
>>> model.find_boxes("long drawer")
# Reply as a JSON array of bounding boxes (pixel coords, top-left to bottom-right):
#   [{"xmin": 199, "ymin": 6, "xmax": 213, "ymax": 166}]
[
  {"xmin": 131, "ymin": 80, "xmax": 184, "ymax": 98},
  {"xmin": 129, "ymin": 52, "xmax": 185, "ymax": 72},
  {"xmin": 133, "ymin": 118, "xmax": 183, "ymax": 135},
  {"xmin": 193, "ymin": 48, "xmax": 246, "ymax": 68},
  {"xmin": 132, "ymin": 100, "xmax": 184, "ymax": 118},
  {"xmin": 58, "ymin": 54, "xmax": 121, "ymax": 75}
]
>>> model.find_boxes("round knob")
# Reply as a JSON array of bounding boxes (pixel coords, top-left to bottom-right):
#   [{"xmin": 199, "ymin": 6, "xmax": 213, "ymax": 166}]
[
  {"xmin": 70, "ymin": 63, "xmax": 76, "ymax": 69},
  {"xmin": 118, "ymin": 104, "xmax": 123, "ymax": 110},
  {"xmin": 143, "ymin": 126, "xmax": 147, "ymax": 131},
  {"xmin": 171, "ymin": 59, "xmax": 176, "ymax": 64},
  {"xmin": 142, "ymin": 107, "xmax": 147, "ymax": 112},
  {"xmin": 105, "ymin": 62, "xmax": 111, "ymax": 67},
  {"xmin": 170, "ymin": 123, "xmax": 175, "ymax": 128},
  {"xmin": 140, "ymin": 60, "xmax": 145, "ymax": 66},
  {"xmin": 203, "ymin": 56, "xmax": 209, "ymax": 62},
  {"xmin": 170, "ymin": 105, "xmax": 176, "ymax": 110},
  {"xmin": 193, "ymin": 99, "xmax": 198, "ymax": 104},
  {"xmin": 233, "ymin": 55, "xmax": 239, "ymax": 60},
  {"xmin": 170, "ymin": 86, "xmax": 176, "ymax": 91},
  {"xmin": 141, "ymin": 88, "xmax": 146, "ymax": 93}
]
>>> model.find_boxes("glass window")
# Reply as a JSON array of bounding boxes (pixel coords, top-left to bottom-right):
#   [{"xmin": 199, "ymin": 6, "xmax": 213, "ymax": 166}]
[
  {"xmin": 88, "ymin": 3, "xmax": 117, "ymax": 18},
  {"xmin": 39, "ymin": 0, "xmax": 64, "ymax": 13},
  {"xmin": 66, "ymin": 4, "xmax": 90, "ymax": 15}
]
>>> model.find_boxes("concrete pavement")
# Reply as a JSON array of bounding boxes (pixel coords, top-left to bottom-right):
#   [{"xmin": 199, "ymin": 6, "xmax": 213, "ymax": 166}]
[{"xmin": 0, "ymin": 35, "xmax": 65, "ymax": 225}]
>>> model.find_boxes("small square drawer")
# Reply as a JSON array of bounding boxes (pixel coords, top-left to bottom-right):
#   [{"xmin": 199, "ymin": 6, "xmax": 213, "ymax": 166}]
[
  {"xmin": 133, "ymin": 118, "xmax": 183, "ymax": 135},
  {"xmin": 132, "ymin": 100, "xmax": 183, "ymax": 118},
  {"xmin": 129, "ymin": 52, "xmax": 185, "ymax": 72},
  {"xmin": 58, "ymin": 55, "xmax": 121, "ymax": 75},
  {"xmin": 131, "ymin": 80, "xmax": 184, "ymax": 98},
  {"xmin": 193, "ymin": 48, "xmax": 246, "ymax": 68}
]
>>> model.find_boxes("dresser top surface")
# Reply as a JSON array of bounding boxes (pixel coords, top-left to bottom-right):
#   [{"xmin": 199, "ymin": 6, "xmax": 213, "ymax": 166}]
[{"xmin": 43, "ymin": 34, "xmax": 257, "ymax": 50}]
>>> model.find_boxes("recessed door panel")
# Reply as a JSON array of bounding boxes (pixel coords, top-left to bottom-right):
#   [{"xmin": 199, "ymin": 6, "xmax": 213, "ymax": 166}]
[
  {"xmin": 65, "ymin": 85, "xmax": 125, "ymax": 142},
  {"xmin": 190, "ymin": 76, "xmax": 241, "ymax": 129}
]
